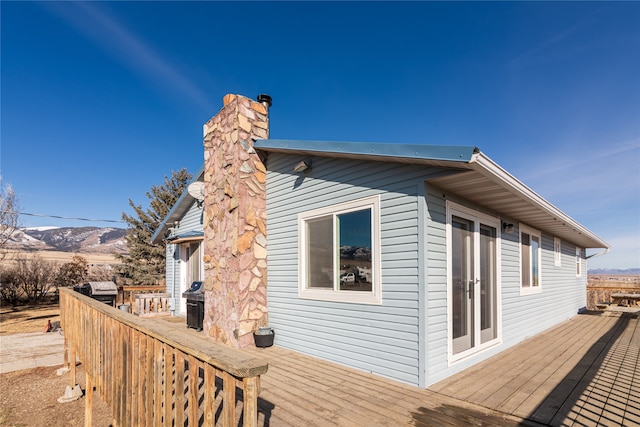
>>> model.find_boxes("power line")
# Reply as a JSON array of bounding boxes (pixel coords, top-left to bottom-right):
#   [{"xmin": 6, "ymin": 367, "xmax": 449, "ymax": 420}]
[{"xmin": 15, "ymin": 211, "xmax": 126, "ymax": 224}]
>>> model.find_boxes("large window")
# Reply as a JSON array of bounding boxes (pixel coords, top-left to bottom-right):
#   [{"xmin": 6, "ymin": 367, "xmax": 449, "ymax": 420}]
[
  {"xmin": 299, "ymin": 196, "xmax": 381, "ymax": 304},
  {"xmin": 520, "ymin": 224, "xmax": 542, "ymax": 294}
]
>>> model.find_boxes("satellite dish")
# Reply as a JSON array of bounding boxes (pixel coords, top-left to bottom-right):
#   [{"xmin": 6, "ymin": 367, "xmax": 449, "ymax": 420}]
[{"xmin": 187, "ymin": 181, "xmax": 205, "ymax": 202}]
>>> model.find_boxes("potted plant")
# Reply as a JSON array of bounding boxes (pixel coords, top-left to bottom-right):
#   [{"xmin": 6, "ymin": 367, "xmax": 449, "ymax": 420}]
[{"xmin": 253, "ymin": 327, "xmax": 274, "ymax": 348}]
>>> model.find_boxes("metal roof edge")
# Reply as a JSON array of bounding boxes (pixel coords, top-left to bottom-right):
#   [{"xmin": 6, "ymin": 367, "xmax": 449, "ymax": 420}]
[
  {"xmin": 471, "ymin": 152, "xmax": 610, "ymax": 249},
  {"xmin": 151, "ymin": 167, "xmax": 205, "ymax": 245},
  {"xmin": 254, "ymin": 139, "xmax": 477, "ymax": 163}
]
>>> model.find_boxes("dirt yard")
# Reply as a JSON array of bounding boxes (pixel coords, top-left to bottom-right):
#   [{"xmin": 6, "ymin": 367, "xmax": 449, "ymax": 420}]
[
  {"xmin": 0, "ymin": 301, "xmax": 61, "ymax": 335},
  {"xmin": 0, "ymin": 302, "xmax": 112, "ymax": 426}
]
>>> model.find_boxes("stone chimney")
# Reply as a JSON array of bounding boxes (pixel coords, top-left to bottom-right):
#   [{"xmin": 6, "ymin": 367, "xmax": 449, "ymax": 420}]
[{"xmin": 202, "ymin": 94, "xmax": 270, "ymax": 348}]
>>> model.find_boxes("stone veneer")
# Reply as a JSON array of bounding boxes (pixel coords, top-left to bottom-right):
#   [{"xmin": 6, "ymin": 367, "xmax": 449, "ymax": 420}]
[{"xmin": 202, "ymin": 94, "xmax": 269, "ymax": 348}]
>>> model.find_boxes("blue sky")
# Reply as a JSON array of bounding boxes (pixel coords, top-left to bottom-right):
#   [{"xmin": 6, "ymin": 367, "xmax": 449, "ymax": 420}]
[{"xmin": 1, "ymin": 2, "xmax": 638, "ymax": 269}]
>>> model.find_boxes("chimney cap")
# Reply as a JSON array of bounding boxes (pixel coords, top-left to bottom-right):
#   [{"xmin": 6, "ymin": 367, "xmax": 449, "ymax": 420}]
[{"xmin": 257, "ymin": 94, "xmax": 272, "ymax": 107}]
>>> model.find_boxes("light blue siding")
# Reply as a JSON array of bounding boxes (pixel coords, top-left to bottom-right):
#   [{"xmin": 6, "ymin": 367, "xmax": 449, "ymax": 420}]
[
  {"xmin": 164, "ymin": 200, "xmax": 203, "ymax": 316},
  {"xmin": 424, "ymin": 193, "xmax": 590, "ymax": 385},
  {"xmin": 266, "ymin": 152, "xmax": 591, "ymax": 388},
  {"xmin": 266, "ymin": 153, "xmax": 453, "ymax": 386}
]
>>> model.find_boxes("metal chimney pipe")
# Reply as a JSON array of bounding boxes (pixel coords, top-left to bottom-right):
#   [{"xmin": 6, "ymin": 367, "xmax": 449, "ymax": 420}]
[{"xmin": 257, "ymin": 94, "xmax": 272, "ymax": 110}]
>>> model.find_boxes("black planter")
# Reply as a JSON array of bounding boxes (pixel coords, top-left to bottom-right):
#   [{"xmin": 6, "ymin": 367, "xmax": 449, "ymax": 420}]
[{"xmin": 253, "ymin": 329, "xmax": 275, "ymax": 348}]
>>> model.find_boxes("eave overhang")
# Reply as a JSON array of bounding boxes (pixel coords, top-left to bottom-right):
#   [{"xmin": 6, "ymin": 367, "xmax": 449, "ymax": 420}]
[
  {"xmin": 167, "ymin": 231, "xmax": 204, "ymax": 245},
  {"xmin": 151, "ymin": 167, "xmax": 204, "ymax": 245},
  {"xmin": 255, "ymin": 139, "xmax": 609, "ymax": 250}
]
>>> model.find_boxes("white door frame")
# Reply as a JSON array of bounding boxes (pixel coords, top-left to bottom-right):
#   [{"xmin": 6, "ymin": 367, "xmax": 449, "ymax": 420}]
[{"xmin": 446, "ymin": 201, "xmax": 502, "ymax": 364}]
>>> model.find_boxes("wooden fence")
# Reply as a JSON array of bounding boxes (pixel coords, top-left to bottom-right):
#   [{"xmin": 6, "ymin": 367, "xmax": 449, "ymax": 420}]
[
  {"xmin": 587, "ymin": 285, "xmax": 640, "ymax": 310},
  {"xmin": 59, "ymin": 288, "xmax": 268, "ymax": 427},
  {"xmin": 134, "ymin": 293, "xmax": 172, "ymax": 317},
  {"xmin": 117, "ymin": 285, "xmax": 167, "ymax": 306}
]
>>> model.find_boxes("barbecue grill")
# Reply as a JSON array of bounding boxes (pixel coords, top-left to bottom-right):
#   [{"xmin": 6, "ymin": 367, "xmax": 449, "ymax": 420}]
[
  {"xmin": 182, "ymin": 281, "xmax": 204, "ymax": 331},
  {"xmin": 73, "ymin": 281, "xmax": 118, "ymax": 307}
]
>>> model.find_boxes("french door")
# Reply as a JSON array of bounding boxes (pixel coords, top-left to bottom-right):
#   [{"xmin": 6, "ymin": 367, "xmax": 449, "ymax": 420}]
[{"xmin": 449, "ymin": 204, "xmax": 500, "ymax": 360}]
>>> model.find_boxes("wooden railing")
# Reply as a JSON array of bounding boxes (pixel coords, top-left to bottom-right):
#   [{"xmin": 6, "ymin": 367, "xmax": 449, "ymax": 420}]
[
  {"xmin": 59, "ymin": 288, "xmax": 268, "ymax": 427},
  {"xmin": 134, "ymin": 293, "xmax": 171, "ymax": 317},
  {"xmin": 587, "ymin": 285, "xmax": 640, "ymax": 310},
  {"xmin": 118, "ymin": 285, "xmax": 167, "ymax": 306}
]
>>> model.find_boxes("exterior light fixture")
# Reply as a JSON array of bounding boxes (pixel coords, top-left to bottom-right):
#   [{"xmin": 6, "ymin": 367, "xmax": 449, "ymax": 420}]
[
  {"xmin": 503, "ymin": 223, "xmax": 514, "ymax": 233},
  {"xmin": 293, "ymin": 159, "xmax": 312, "ymax": 173}
]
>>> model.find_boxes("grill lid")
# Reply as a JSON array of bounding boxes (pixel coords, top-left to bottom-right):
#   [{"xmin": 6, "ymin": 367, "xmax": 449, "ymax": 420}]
[
  {"xmin": 85, "ymin": 281, "xmax": 118, "ymax": 296},
  {"xmin": 182, "ymin": 281, "xmax": 204, "ymax": 301}
]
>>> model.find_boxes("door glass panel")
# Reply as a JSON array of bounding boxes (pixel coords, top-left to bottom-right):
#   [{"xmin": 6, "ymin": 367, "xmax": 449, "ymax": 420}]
[
  {"xmin": 452, "ymin": 216, "xmax": 474, "ymax": 354},
  {"xmin": 480, "ymin": 224, "xmax": 497, "ymax": 344}
]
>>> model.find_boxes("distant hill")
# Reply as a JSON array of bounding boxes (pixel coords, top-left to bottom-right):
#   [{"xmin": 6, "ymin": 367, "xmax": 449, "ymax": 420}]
[
  {"xmin": 588, "ymin": 268, "xmax": 640, "ymax": 275},
  {"xmin": 8, "ymin": 226, "xmax": 128, "ymax": 255}
]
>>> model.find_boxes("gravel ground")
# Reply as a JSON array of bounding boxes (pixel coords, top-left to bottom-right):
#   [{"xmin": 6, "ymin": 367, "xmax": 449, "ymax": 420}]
[{"xmin": 0, "ymin": 302, "xmax": 113, "ymax": 426}]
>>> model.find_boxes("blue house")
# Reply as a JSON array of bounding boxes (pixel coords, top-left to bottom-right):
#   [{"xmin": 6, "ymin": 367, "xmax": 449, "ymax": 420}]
[
  {"xmin": 153, "ymin": 94, "xmax": 609, "ymax": 388},
  {"xmin": 152, "ymin": 169, "xmax": 204, "ymax": 318}
]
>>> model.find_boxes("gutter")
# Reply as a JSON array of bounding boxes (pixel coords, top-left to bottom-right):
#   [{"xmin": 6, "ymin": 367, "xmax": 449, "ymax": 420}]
[
  {"xmin": 586, "ymin": 248, "xmax": 610, "ymax": 259},
  {"xmin": 470, "ymin": 152, "xmax": 610, "ymax": 250}
]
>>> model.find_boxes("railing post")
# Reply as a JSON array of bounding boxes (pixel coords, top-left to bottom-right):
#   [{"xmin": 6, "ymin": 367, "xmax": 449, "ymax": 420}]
[
  {"xmin": 69, "ymin": 347, "xmax": 76, "ymax": 387},
  {"xmin": 223, "ymin": 371, "xmax": 236, "ymax": 426},
  {"xmin": 243, "ymin": 376, "xmax": 259, "ymax": 427},
  {"xmin": 63, "ymin": 336, "xmax": 69, "ymax": 369},
  {"xmin": 85, "ymin": 371, "xmax": 93, "ymax": 427}
]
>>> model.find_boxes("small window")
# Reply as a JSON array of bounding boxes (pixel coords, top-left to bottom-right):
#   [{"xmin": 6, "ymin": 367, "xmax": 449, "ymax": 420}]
[
  {"xmin": 554, "ymin": 237, "xmax": 562, "ymax": 267},
  {"xmin": 299, "ymin": 196, "xmax": 381, "ymax": 304},
  {"xmin": 520, "ymin": 224, "xmax": 542, "ymax": 294},
  {"xmin": 576, "ymin": 247, "xmax": 582, "ymax": 277}
]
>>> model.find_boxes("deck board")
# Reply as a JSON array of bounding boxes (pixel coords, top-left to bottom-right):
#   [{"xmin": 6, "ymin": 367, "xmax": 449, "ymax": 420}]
[
  {"xmin": 431, "ymin": 312, "xmax": 639, "ymax": 427},
  {"xmin": 158, "ymin": 311, "xmax": 638, "ymax": 426}
]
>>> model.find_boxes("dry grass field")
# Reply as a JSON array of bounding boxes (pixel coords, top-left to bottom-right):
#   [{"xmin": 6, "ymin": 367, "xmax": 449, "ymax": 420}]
[
  {"xmin": 0, "ymin": 300, "xmax": 61, "ymax": 335},
  {"xmin": 588, "ymin": 273, "xmax": 640, "ymax": 287},
  {"xmin": 3, "ymin": 250, "xmax": 120, "ymax": 266}
]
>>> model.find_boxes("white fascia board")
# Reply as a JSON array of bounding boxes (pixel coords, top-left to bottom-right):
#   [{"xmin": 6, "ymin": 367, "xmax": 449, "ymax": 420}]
[{"xmin": 470, "ymin": 152, "xmax": 610, "ymax": 249}]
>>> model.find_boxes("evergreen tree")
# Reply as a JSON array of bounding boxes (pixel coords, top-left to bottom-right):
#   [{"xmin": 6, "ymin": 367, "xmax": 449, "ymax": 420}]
[{"xmin": 116, "ymin": 169, "xmax": 192, "ymax": 285}]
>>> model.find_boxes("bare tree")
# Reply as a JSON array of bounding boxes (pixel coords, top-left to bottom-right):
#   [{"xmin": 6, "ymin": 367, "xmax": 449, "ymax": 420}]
[
  {"xmin": 54, "ymin": 255, "xmax": 89, "ymax": 287},
  {"xmin": 87, "ymin": 264, "xmax": 115, "ymax": 282},
  {"xmin": 0, "ymin": 183, "xmax": 20, "ymax": 261},
  {"xmin": 12, "ymin": 255, "xmax": 58, "ymax": 303},
  {"xmin": 0, "ymin": 266, "xmax": 21, "ymax": 306}
]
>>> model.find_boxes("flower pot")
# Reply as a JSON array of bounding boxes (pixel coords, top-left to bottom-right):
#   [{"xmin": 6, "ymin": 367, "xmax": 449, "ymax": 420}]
[{"xmin": 253, "ymin": 328, "xmax": 274, "ymax": 348}]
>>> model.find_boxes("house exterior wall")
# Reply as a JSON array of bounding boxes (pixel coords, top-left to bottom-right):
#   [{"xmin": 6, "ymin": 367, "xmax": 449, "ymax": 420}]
[
  {"xmin": 265, "ymin": 152, "xmax": 454, "ymax": 386},
  {"xmin": 164, "ymin": 201, "xmax": 203, "ymax": 316},
  {"xmin": 424, "ymin": 184, "xmax": 589, "ymax": 385},
  {"xmin": 265, "ymin": 152, "xmax": 590, "ymax": 387}
]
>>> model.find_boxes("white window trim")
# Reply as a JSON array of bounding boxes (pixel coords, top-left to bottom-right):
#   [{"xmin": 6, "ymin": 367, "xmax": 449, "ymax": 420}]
[
  {"xmin": 576, "ymin": 247, "xmax": 582, "ymax": 277},
  {"xmin": 298, "ymin": 195, "xmax": 382, "ymax": 304},
  {"xmin": 520, "ymin": 223, "xmax": 542, "ymax": 295},
  {"xmin": 554, "ymin": 237, "xmax": 562, "ymax": 267}
]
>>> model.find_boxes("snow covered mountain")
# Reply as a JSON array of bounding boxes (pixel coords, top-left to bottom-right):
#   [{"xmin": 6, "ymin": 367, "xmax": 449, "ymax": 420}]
[{"xmin": 8, "ymin": 226, "xmax": 128, "ymax": 255}]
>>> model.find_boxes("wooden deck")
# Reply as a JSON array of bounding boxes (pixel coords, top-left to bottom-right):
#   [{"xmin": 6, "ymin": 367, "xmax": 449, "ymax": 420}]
[
  {"xmin": 160, "ymin": 311, "xmax": 639, "ymax": 426},
  {"xmin": 430, "ymin": 311, "xmax": 639, "ymax": 426}
]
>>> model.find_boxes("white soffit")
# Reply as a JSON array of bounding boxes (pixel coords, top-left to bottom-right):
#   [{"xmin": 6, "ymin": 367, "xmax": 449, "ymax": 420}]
[{"xmin": 428, "ymin": 152, "xmax": 609, "ymax": 249}]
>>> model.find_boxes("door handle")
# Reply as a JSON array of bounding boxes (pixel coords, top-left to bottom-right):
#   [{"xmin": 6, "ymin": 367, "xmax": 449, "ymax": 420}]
[{"xmin": 468, "ymin": 280, "xmax": 474, "ymax": 299}]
